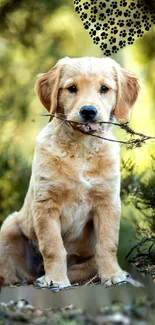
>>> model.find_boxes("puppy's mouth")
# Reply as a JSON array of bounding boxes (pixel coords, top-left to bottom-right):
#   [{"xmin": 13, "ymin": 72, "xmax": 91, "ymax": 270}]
[
  {"xmin": 53, "ymin": 114, "xmax": 111, "ymax": 134},
  {"xmin": 72, "ymin": 122, "xmax": 105, "ymax": 134}
]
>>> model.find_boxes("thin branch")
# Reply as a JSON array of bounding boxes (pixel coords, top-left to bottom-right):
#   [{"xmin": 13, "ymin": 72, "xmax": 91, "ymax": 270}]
[
  {"xmin": 126, "ymin": 237, "xmax": 155, "ymax": 259},
  {"xmin": 40, "ymin": 113, "xmax": 155, "ymax": 149},
  {"xmin": 84, "ymin": 273, "xmax": 99, "ymax": 286}
]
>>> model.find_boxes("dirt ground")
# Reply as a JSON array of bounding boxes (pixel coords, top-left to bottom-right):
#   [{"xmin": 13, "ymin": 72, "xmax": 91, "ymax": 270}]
[{"xmin": 0, "ymin": 295, "xmax": 155, "ymax": 325}]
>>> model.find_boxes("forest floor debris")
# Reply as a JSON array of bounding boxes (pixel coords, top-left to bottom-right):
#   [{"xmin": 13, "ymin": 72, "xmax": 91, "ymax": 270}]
[{"xmin": 0, "ymin": 296, "xmax": 155, "ymax": 325}]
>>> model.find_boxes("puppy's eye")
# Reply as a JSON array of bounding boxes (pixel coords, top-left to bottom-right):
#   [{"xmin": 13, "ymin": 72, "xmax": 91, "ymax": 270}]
[
  {"xmin": 100, "ymin": 85, "xmax": 109, "ymax": 94},
  {"xmin": 67, "ymin": 85, "xmax": 77, "ymax": 93}
]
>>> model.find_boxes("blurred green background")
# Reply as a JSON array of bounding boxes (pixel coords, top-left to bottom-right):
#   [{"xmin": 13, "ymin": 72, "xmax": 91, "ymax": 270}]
[{"xmin": 0, "ymin": 0, "xmax": 155, "ymax": 264}]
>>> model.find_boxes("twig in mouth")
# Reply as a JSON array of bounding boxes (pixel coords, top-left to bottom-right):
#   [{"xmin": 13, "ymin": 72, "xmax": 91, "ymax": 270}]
[{"xmin": 40, "ymin": 113, "xmax": 155, "ymax": 149}]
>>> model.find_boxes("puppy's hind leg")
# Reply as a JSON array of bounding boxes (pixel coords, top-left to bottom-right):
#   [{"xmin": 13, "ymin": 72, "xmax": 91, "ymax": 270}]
[
  {"xmin": 68, "ymin": 256, "xmax": 98, "ymax": 285},
  {"xmin": 0, "ymin": 212, "xmax": 38, "ymax": 285}
]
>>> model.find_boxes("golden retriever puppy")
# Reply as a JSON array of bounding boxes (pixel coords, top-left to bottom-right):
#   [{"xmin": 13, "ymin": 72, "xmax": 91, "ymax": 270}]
[{"xmin": 0, "ymin": 57, "xmax": 140, "ymax": 288}]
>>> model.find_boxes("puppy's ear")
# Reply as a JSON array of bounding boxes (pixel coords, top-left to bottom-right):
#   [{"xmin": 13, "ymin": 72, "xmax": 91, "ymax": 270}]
[
  {"xmin": 35, "ymin": 65, "xmax": 61, "ymax": 113},
  {"xmin": 113, "ymin": 65, "xmax": 140, "ymax": 121}
]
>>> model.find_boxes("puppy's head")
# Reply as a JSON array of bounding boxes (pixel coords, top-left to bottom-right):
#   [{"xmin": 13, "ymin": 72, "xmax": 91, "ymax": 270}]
[{"xmin": 35, "ymin": 57, "xmax": 140, "ymax": 130}]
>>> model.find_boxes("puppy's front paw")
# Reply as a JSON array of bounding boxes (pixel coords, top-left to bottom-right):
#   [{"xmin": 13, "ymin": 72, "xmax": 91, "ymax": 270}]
[
  {"xmin": 101, "ymin": 270, "xmax": 130, "ymax": 287},
  {"xmin": 102, "ymin": 271, "xmax": 143, "ymax": 287},
  {"xmin": 35, "ymin": 275, "xmax": 71, "ymax": 290}
]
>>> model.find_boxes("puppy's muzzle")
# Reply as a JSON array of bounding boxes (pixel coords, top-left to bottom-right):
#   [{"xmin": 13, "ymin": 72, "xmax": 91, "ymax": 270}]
[{"xmin": 79, "ymin": 105, "xmax": 98, "ymax": 122}]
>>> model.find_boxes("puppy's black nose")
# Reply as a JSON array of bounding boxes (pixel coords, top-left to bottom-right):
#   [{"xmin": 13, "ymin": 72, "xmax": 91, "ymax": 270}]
[{"xmin": 79, "ymin": 105, "xmax": 98, "ymax": 122}]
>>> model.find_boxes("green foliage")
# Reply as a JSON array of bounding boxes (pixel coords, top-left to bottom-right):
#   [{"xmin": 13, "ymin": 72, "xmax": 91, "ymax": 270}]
[
  {"xmin": 121, "ymin": 157, "xmax": 155, "ymax": 236},
  {"xmin": 0, "ymin": 0, "xmax": 71, "ymax": 42},
  {"xmin": 0, "ymin": 0, "xmax": 74, "ymax": 121},
  {"xmin": 0, "ymin": 142, "xmax": 30, "ymax": 223}
]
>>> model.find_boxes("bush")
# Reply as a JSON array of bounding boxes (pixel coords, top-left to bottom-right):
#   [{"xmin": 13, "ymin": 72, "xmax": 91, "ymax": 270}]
[
  {"xmin": 121, "ymin": 157, "xmax": 155, "ymax": 236},
  {"xmin": 0, "ymin": 142, "xmax": 30, "ymax": 224}
]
